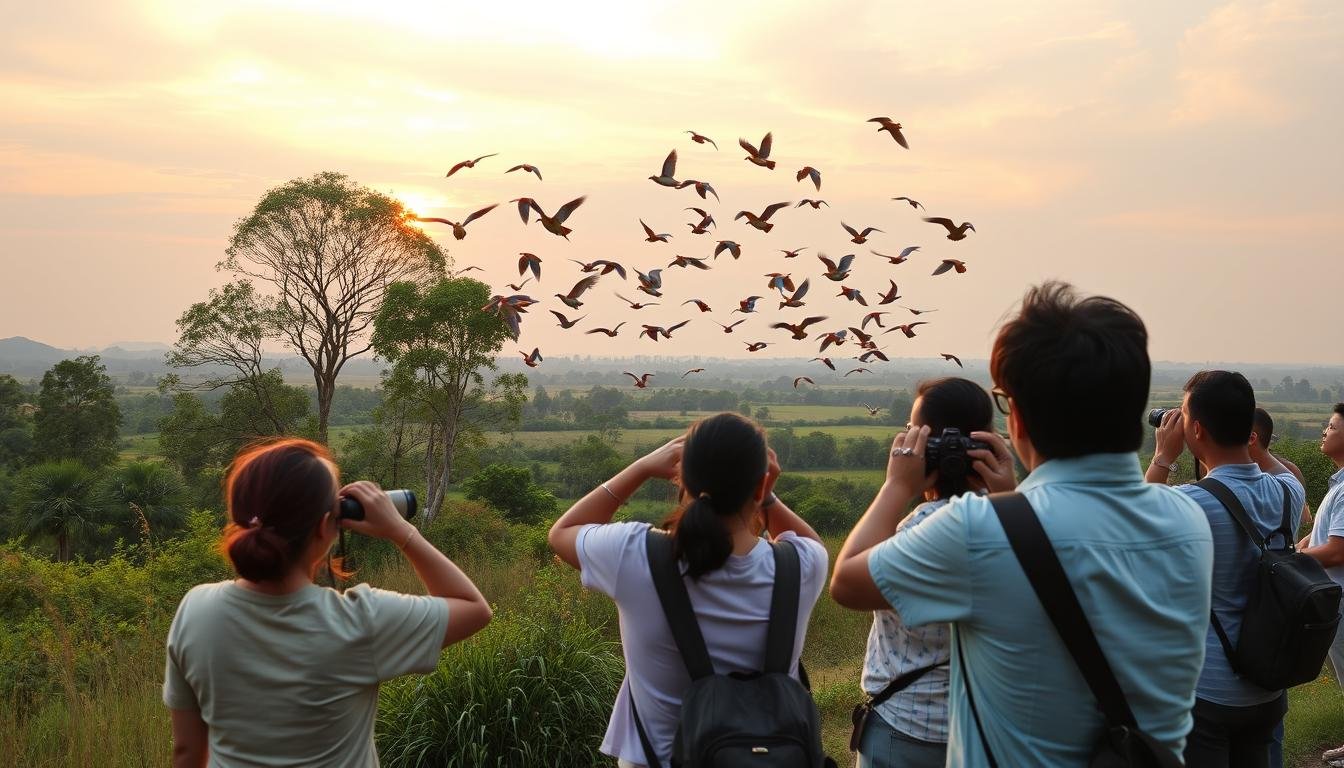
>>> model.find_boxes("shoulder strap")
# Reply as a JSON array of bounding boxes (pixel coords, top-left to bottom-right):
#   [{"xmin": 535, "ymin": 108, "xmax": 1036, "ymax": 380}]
[
  {"xmin": 870, "ymin": 659, "xmax": 950, "ymax": 708},
  {"xmin": 644, "ymin": 529, "xmax": 715, "ymax": 679},
  {"xmin": 1194, "ymin": 477, "xmax": 1266, "ymax": 549},
  {"xmin": 630, "ymin": 693, "xmax": 663, "ymax": 768},
  {"xmin": 956, "ymin": 627, "xmax": 998, "ymax": 768},
  {"xmin": 988, "ymin": 492, "xmax": 1139, "ymax": 730},
  {"xmin": 1274, "ymin": 478, "xmax": 1296, "ymax": 545},
  {"xmin": 763, "ymin": 540, "xmax": 801, "ymax": 674}
]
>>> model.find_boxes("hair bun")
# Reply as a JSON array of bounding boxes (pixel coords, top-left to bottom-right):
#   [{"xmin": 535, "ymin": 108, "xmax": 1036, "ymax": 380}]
[{"xmin": 227, "ymin": 525, "xmax": 293, "ymax": 582}]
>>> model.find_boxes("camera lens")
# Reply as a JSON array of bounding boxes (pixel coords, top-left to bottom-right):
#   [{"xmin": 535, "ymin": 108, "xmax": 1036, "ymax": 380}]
[
  {"xmin": 1148, "ymin": 408, "xmax": 1168, "ymax": 428},
  {"xmin": 338, "ymin": 490, "xmax": 418, "ymax": 521}
]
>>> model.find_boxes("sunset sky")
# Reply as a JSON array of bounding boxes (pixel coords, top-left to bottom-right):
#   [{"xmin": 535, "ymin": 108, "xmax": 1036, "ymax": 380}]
[{"xmin": 1, "ymin": 0, "xmax": 1340, "ymax": 365}]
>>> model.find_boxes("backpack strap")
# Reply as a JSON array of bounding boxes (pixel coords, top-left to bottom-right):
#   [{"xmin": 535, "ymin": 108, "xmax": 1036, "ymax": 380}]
[
  {"xmin": 1194, "ymin": 478, "xmax": 1267, "ymax": 549},
  {"xmin": 956, "ymin": 627, "xmax": 999, "ymax": 768},
  {"xmin": 763, "ymin": 540, "xmax": 801, "ymax": 674},
  {"xmin": 987, "ymin": 492, "xmax": 1140, "ymax": 730},
  {"xmin": 1273, "ymin": 477, "xmax": 1297, "ymax": 546},
  {"xmin": 644, "ymin": 528, "xmax": 715, "ymax": 680},
  {"xmin": 630, "ymin": 692, "xmax": 663, "ymax": 768},
  {"xmin": 869, "ymin": 659, "xmax": 949, "ymax": 709}
]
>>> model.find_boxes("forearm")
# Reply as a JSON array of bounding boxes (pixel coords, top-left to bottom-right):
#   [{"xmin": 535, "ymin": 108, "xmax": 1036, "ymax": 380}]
[
  {"xmin": 1303, "ymin": 538, "xmax": 1344, "ymax": 568},
  {"xmin": 400, "ymin": 529, "xmax": 487, "ymax": 604},
  {"xmin": 835, "ymin": 480, "xmax": 918, "ymax": 566},
  {"xmin": 1144, "ymin": 460, "xmax": 1172, "ymax": 484},
  {"xmin": 764, "ymin": 497, "xmax": 821, "ymax": 543},
  {"xmin": 553, "ymin": 460, "xmax": 650, "ymax": 533}
]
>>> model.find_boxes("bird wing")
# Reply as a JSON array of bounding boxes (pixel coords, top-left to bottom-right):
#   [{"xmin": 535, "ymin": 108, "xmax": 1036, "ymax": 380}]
[
  {"xmin": 447, "ymin": 161, "xmax": 469, "ymax": 177},
  {"xmin": 568, "ymin": 274, "xmax": 600, "ymax": 298},
  {"xmin": 759, "ymin": 132, "xmax": 773, "ymax": 158},
  {"xmin": 646, "ymin": 269, "xmax": 663, "ymax": 288},
  {"xmin": 549, "ymin": 310, "xmax": 569, "ymax": 325},
  {"xmin": 836, "ymin": 254, "xmax": 855, "ymax": 272},
  {"xmin": 791, "ymin": 278, "xmax": 811, "ymax": 301},
  {"xmin": 841, "ymin": 222, "xmax": 858, "ymax": 237},
  {"xmin": 932, "ymin": 261, "xmax": 955, "ymax": 276},
  {"xmin": 892, "ymin": 127, "xmax": 908, "ymax": 149},
  {"xmin": 923, "ymin": 216, "xmax": 956, "ymax": 232},
  {"xmin": 414, "ymin": 217, "xmax": 453, "ymax": 225},
  {"xmin": 899, "ymin": 246, "xmax": 919, "ymax": 258},
  {"xmin": 686, "ymin": 207, "xmax": 708, "ymax": 218},
  {"xmin": 667, "ymin": 319, "xmax": 691, "ymax": 334},
  {"xmin": 738, "ymin": 137, "xmax": 758, "ymax": 156},
  {"xmin": 760, "ymin": 201, "xmax": 790, "ymax": 220},
  {"xmin": 817, "ymin": 254, "xmax": 837, "ymax": 272},
  {"xmin": 728, "ymin": 319, "xmax": 745, "ymax": 329},
  {"xmin": 623, "ymin": 372, "xmax": 639, "ymax": 382},
  {"xmin": 800, "ymin": 315, "xmax": 827, "ymax": 328},
  {"xmin": 511, "ymin": 198, "xmax": 539, "ymax": 224},
  {"xmin": 867, "ymin": 117, "xmax": 890, "ymax": 125},
  {"xmin": 860, "ymin": 227, "xmax": 883, "ymax": 237},
  {"xmin": 507, "ymin": 164, "xmax": 524, "ymax": 173},
  {"xmin": 660, "ymin": 149, "xmax": 678, "ymax": 178},
  {"xmin": 473, "ymin": 153, "xmax": 498, "ymax": 164},
  {"xmin": 641, "ymin": 219, "xmax": 656, "ymax": 238},
  {"xmin": 554, "ymin": 196, "xmax": 587, "ymax": 223}
]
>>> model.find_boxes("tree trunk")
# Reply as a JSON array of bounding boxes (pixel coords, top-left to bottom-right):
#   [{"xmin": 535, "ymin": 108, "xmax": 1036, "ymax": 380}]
[
  {"xmin": 57, "ymin": 529, "xmax": 69, "ymax": 563},
  {"xmin": 315, "ymin": 371, "xmax": 336, "ymax": 445}
]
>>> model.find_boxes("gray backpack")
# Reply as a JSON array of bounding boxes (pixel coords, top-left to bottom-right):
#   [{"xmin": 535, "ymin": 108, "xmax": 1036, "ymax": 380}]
[{"xmin": 630, "ymin": 529, "xmax": 831, "ymax": 768}]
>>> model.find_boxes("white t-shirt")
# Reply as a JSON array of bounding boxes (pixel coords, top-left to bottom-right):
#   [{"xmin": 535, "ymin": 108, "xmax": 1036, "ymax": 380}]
[
  {"xmin": 163, "ymin": 581, "xmax": 449, "ymax": 768},
  {"xmin": 576, "ymin": 522, "xmax": 829, "ymax": 767}
]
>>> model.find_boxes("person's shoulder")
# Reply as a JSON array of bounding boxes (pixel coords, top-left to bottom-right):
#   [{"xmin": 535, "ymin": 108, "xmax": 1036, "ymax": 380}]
[
  {"xmin": 774, "ymin": 531, "xmax": 829, "ymax": 562},
  {"xmin": 176, "ymin": 580, "xmax": 234, "ymax": 611}
]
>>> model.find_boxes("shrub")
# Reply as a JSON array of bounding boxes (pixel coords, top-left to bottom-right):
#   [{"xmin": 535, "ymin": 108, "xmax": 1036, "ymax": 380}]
[{"xmin": 461, "ymin": 464, "xmax": 559, "ymax": 524}]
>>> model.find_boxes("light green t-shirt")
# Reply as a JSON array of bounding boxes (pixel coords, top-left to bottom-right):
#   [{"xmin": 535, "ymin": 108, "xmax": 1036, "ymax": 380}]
[{"xmin": 163, "ymin": 581, "xmax": 450, "ymax": 768}]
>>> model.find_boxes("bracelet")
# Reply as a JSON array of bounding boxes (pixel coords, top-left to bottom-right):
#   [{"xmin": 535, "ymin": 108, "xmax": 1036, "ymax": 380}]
[
  {"xmin": 600, "ymin": 483, "xmax": 625, "ymax": 506},
  {"xmin": 396, "ymin": 526, "xmax": 417, "ymax": 550},
  {"xmin": 762, "ymin": 492, "xmax": 779, "ymax": 509},
  {"xmin": 1151, "ymin": 457, "xmax": 1178, "ymax": 473}
]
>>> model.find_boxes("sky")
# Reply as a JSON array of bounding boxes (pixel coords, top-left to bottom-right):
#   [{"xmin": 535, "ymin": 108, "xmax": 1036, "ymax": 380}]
[{"xmin": 1, "ymin": 0, "xmax": 1340, "ymax": 366}]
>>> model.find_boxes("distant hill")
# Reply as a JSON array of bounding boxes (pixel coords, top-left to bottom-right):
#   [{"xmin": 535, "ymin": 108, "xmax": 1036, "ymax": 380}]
[{"xmin": 0, "ymin": 336, "xmax": 67, "ymax": 370}]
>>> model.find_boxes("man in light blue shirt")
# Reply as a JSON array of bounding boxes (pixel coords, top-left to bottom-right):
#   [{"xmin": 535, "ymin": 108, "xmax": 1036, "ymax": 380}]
[
  {"xmin": 1299, "ymin": 403, "xmax": 1344, "ymax": 765},
  {"xmin": 1146, "ymin": 371, "xmax": 1304, "ymax": 766},
  {"xmin": 831, "ymin": 282, "xmax": 1214, "ymax": 767}
]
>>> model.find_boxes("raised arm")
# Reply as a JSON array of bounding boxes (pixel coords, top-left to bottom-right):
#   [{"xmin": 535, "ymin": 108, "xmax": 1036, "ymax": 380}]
[{"xmin": 761, "ymin": 447, "xmax": 822, "ymax": 544}]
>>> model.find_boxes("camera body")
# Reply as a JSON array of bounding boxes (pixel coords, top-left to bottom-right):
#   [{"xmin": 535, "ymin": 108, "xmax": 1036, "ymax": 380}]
[
  {"xmin": 925, "ymin": 428, "xmax": 990, "ymax": 480},
  {"xmin": 338, "ymin": 489, "xmax": 417, "ymax": 521},
  {"xmin": 1148, "ymin": 408, "xmax": 1170, "ymax": 428}
]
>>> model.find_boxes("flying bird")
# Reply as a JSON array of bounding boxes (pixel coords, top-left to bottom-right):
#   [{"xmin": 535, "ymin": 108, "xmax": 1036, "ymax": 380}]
[
  {"xmin": 793, "ymin": 376, "xmax": 814, "ymax": 388},
  {"xmin": 817, "ymin": 329, "xmax": 848, "ymax": 352},
  {"xmin": 818, "ymin": 253, "xmax": 855, "ymax": 281},
  {"xmin": 877, "ymin": 280, "xmax": 902, "ymax": 305},
  {"xmin": 764, "ymin": 272, "xmax": 795, "ymax": 293},
  {"xmin": 923, "ymin": 217, "xmax": 976, "ymax": 241},
  {"xmin": 714, "ymin": 240, "xmax": 742, "ymax": 260},
  {"xmin": 624, "ymin": 372, "xmax": 654, "ymax": 388},
  {"xmin": 847, "ymin": 326, "xmax": 875, "ymax": 346},
  {"xmin": 842, "ymin": 222, "xmax": 883, "ymax": 244},
  {"xmin": 796, "ymin": 166, "xmax": 821, "ymax": 191},
  {"xmin": 779, "ymin": 248, "xmax": 806, "ymax": 259},
  {"xmin": 676, "ymin": 179, "xmax": 719, "ymax": 201},
  {"xmin": 859, "ymin": 349, "xmax": 889, "ymax": 363},
  {"xmin": 685, "ymin": 130, "xmax": 718, "ymax": 149},
  {"xmin": 846, "ymin": 368, "xmax": 874, "ymax": 377},
  {"xmin": 770, "ymin": 316, "xmax": 827, "ymax": 340},
  {"xmin": 715, "ymin": 319, "xmax": 747, "ymax": 333},
  {"xmin": 506, "ymin": 164, "xmax": 543, "ymax": 180},
  {"xmin": 639, "ymin": 320, "xmax": 691, "ymax": 341},
  {"xmin": 683, "ymin": 368, "xmax": 706, "ymax": 377},
  {"xmin": 446, "ymin": 153, "xmax": 497, "ymax": 177},
  {"xmin": 885, "ymin": 322, "xmax": 929, "ymax": 338},
  {"xmin": 615, "ymin": 293, "xmax": 659, "ymax": 310},
  {"xmin": 860, "ymin": 402, "xmax": 882, "ymax": 416},
  {"xmin": 795, "ymin": 199, "xmax": 828, "ymax": 209},
  {"xmin": 549, "ymin": 310, "xmax": 585, "ymax": 329},
  {"xmin": 414, "ymin": 203, "xmax": 498, "ymax": 240},
  {"xmin": 860, "ymin": 311, "xmax": 889, "ymax": 330},
  {"xmin": 649, "ymin": 149, "xmax": 681, "ymax": 187},
  {"xmin": 481, "ymin": 294, "xmax": 535, "ymax": 340},
  {"xmin": 635, "ymin": 268, "xmax": 664, "ymax": 297},
  {"xmin": 811, "ymin": 357, "xmax": 835, "ymax": 370},
  {"xmin": 520, "ymin": 348, "xmax": 543, "ymax": 368},
  {"xmin": 641, "ymin": 219, "xmax": 672, "ymax": 243},
  {"xmin": 451, "ymin": 266, "xmax": 484, "ymax": 276},
  {"xmin": 534, "ymin": 196, "xmax": 587, "ymax": 239},
  {"xmin": 570, "ymin": 258, "xmax": 627, "ymax": 280},
  {"xmin": 735, "ymin": 202, "xmax": 791, "ymax": 233},
  {"xmin": 668, "ymin": 254, "xmax": 710, "ymax": 270},
  {"xmin": 555, "ymin": 275, "xmax": 600, "ymax": 309},
  {"xmin": 682, "ymin": 298, "xmax": 713, "ymax": 312},
  {"xmin": 867, "ymin": 117, "xmax": 909, "ymax": 149},
  {"xmin": 586, "ymin": 322, "xmax": 625, "ymax": 337},
  {"xmin": 838, "ymin": 286, "xmax": 868, "ymax": 306},
  {"xmin": 518, "ymin": 252, "xmax": 541, "ymax": 279},
  {"xmin": 745, "ymin": 341, "xmax": 768, "ymax": 352},
  {"xmin": 509, "ymin": 197, "xmax": 539, "ymax": 224},
  {"xmin": 507, "ymin": 277, "xmax": 532, "ymax": 291},
  {"xmin": 892, "ymin": 196, "xmax": 923, "ymax": 210},
  {"xmin": 739, "ymin": 132, "xmax": 776, "ymax": 169},
  {"xmin": 941, "ymin": 353, "xmax": 963, "ymax": 368},
  {"xmin": 873, "ymin": 246, "xmax": 919, "ymax": 265},
  {"xmin": 733, "ymin": 295, "xmax": 764, "ymax": 314},
  {"xmin": 777, "ymin": 278, "xmax": 810, "ymax": 309},
  {"xmin": 685, "ymin": 207, "xmax": 716, "ymax": 234},
  {"xmin": 900, "ymin": 305, "xmax": 939, "ymax": 316},
  {"xmin": 932, "ymin": 259, "xmax": 968, "ymax": 276}
]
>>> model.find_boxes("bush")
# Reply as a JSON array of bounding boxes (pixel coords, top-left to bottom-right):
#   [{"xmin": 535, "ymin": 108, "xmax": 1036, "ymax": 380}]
[
  {"xmin": 375, "ymin": 567, "xmax": 622, "ymax": 767},
  {"xmin": 461, "ymin": 464, "xmax": 559, "ymax": 524}
]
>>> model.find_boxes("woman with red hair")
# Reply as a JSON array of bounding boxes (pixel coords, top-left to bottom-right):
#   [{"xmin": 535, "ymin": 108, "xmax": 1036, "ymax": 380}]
[{"xmin": 162, "ymin": 438, "xmax": 491, "ymax": 768}]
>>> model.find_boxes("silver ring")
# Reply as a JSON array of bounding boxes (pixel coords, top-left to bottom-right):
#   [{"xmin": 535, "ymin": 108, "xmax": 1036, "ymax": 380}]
[{"xmin": 903, "ymin": 448, "xmax": 915, "ymax": 456}]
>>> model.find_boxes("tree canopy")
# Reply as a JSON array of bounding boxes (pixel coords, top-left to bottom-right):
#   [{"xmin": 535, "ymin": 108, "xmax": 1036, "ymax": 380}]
[{"xmin": 32, "ymin": 357, "xmax": 120, "ymax": 468}]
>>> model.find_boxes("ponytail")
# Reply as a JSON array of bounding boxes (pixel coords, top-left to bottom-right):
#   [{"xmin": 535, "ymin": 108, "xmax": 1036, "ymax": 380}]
[
  {"xmin": 227, "ymin": 525, "xmax": 295, "ymax": 582},
  {"xmin": 673, "ymin": 495, "xmax": 734, "ymax": 579}
]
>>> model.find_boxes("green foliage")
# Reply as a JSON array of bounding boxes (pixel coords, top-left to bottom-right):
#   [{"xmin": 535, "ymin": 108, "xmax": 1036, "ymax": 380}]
[
  {"xmin": 0, "ymin": 374, "xmax": 33, "ymax": 469},
  {"xmin": 553, "ymin": 435, "xmax": 626, "ymax": 499},
  {"xmin": 100, "ymin": 461, "xmax": 190, "ymax": 543},
  {"xmin": 461, "ymin": 464, "xmax": 559, "ymax": 524},
  {"xmin": 12, "ymin": 461, "xmax": 108, "ymax": 562},
  {"xmin": 1272, "ymin": 437, "xmax": 1338, "ymax": 508},
  {"xmin": 33, "ymin": 357, "xmax": 120, "ymax": 469},
  {"xmin": 376, "ymin": 567, "xmax": 622, "ymax": 768}
]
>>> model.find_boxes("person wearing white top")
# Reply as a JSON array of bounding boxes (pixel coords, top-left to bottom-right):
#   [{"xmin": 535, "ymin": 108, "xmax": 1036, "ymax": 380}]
[
  {"xmin": 163, "ymin": 438, "xmax": 492, "ymax": 768},
  {"xmin": 548, "ymin": 413, "xmax": 829, "ymax": 768}
]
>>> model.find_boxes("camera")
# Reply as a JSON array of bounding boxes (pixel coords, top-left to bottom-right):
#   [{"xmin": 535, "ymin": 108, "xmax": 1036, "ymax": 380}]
[
  {"xmin": 339, "ymin": 489, "xmax": 417, "ymax": 521},
  {"xmin": 925, "ymin": 428, "xmax": 990, "ymax": 479},
  {"xmin": 1148, "ymin": 408, "xmax": 1170, "ymax": 428}
]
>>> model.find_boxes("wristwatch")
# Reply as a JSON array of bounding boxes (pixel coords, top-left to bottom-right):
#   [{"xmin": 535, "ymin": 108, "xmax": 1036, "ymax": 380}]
[
  {"xmin": 762, "ymin": 492, "xmax": 779, "ymax": 509},
  {"xmin": 1152, "ymin": 456, "xmax": 1179, "ymax": 472}
]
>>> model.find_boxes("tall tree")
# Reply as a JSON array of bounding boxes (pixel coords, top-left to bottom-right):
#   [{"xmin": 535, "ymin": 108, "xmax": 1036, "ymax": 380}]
[
  {"xmin": 0, "ymin": 374, "xmax": 34, "ymax": 468},
  {"xmin": 102, "ymin": 460, "xmax": 190, "ymax": 542},
  {"xmin": 221, "ymin": 171, "xmax": 446, "ymax": 443},
  {"xmin": 372, "ymin": 278, "xmax": 526, "ymax": 520},
  {"xmin": 32, "ymin": 356, "xmax": 121, "ymax": 468},
  {"xmin": 15, "ymin": 459, "xmax": 105, "ymax": 562}
]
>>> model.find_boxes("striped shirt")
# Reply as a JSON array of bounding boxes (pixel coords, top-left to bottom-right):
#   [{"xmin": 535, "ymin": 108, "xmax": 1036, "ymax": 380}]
[{"xmin": 862, "ymin": 498, "xmax": 952, "ymax": 743}]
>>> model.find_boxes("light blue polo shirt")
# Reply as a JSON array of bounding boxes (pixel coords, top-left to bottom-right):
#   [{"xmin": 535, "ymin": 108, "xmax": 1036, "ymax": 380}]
[
  {"xmin": 1175, "ymin": 464, "xmax": 1304, "ymax": 707},
  {"xmin": 869, "ymin": 453, "xmax": 1214, "ymax": 767},
  {"xmin": 1309, "ymin": 467, "xmax": 1344, "ymax": 586}
]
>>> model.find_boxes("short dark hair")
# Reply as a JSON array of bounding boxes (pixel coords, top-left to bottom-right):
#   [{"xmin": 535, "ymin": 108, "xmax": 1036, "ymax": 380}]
[
  {"xmin": 1335, "ymin": 403, "xmax": 1344, "ymax": 420},
  {"xmin": 1184, "ymin": 371, "xmax": 1255, "ymax": 447},
  {"xmin": 1252, "ymin": 407, "xmax": 1274, "ymax": 448},
  {"xmin": 990, "ymin": 281, "xmax": 1149, "ymax": 459},
  {"xmin": 914, "ymin": 377, "xmax": 994, "ymax": 498}
]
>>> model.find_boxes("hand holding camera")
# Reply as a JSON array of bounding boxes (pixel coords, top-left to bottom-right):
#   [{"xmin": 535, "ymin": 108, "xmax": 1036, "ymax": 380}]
[
  {"xmin": 338, "ymin": 481, "xmax": 417, "ymax": 542},
  {"xmin": 1151, "ymin": 407, "xmax": 1186, "ymax": 466}
]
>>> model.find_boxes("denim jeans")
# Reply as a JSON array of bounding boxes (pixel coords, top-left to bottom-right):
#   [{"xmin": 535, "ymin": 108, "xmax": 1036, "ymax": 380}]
[
  {"xmin": 856, "ymin": 712, "xmax": 947, "ymax": 768},
  {"xmin": 1184, "ymin": 692, "xmax": 1288, "ymax": 768}
]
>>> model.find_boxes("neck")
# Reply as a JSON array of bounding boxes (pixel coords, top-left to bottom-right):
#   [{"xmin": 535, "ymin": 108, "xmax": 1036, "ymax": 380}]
[
  {"xmin": 237, "ymin": 567, "xmax": 315, "ymax": 595},
  {"xmin": 1197, "ymin": 444, "xmax": 1253, "ymax": 471}
]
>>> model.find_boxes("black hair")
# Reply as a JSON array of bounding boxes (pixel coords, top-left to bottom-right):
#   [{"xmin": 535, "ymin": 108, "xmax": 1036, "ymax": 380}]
[
  {"xmin": 990, "ymin": 281, "xmax": 1150, "ymax": 459},
  {"xmin": 665, "ymin": 413, "xmax": 767, "ymax": 579},
  {"xmin": 1184, "ymin": 370, "xmax": 1255, "ymax": 448},
  {"xmin": 1252, "ymin": 407, "xmax": 1274, "ymax": 449},
  {"xmin": 914, "ymin": 377, "xmax": 994, "ymax": 498},
  {"xmin": 1335, "ymin": 403, "xmax": 1344, "ymax": 420}
]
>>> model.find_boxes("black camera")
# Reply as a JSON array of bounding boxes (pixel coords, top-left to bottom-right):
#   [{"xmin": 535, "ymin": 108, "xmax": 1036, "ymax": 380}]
[
  {"xmin": 1148, "ymin": 408, "xmax": 1170, "ymax": 428},
  {"xmin": 925, "ymin": 428, "xmax": 990, "ymax": 479},
  {"xmin": 338, "ymin": 489, "xmax": 417, "ymax": 521}
]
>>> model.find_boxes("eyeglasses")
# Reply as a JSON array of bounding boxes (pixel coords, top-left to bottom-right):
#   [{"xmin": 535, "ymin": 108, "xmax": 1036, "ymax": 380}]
[{"xmin": 992, "ymin": 388, "xmax": 1011, "ymax": 416}]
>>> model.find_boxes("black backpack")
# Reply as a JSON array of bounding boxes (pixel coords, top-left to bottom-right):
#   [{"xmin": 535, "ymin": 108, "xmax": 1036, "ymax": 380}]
[
  {"xmin": 964, "ymin": 493, "xmax": 1183, "ymax": 768},
  {"xmin": 1195, "ymin": 477, "xmax": 1341, "ymax": 690},
  {"xmin": 630, "ymin": 529, "xmax": 830, "ymax": 768}
]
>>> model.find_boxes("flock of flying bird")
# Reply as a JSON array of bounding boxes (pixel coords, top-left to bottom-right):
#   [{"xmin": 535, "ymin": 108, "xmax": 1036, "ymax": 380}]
[{"xmin": 414, "ymin": 117, "xmax": 976, "ymax": 403}]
